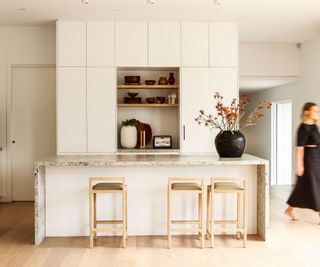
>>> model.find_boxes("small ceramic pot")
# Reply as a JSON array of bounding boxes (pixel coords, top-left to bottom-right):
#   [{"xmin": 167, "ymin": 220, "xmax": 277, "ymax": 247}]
[
  {"xmin": 120, "ymin": 126, "xmax": 137, "ymax": 148},
  {"xmin": 158, "ymin": 77, "xmax": 168, "ymax": 85}
]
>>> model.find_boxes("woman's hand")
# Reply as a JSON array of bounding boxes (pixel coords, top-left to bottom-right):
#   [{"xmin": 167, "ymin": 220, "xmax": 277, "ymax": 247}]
[{"xmin": 296, "ymin": 165, "xmax": 304, "ymax": 176}]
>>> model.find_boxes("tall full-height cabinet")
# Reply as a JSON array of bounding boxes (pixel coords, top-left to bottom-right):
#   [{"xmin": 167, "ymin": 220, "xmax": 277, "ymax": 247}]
[
  {"xmin": 57, "ymin": 21, "xmax": 116, "ymax": 154},
  {"xmin": 56, "ymin": 21, "xmax": 238, "ymax": 154},
  {"xmin": 180, "ymin": 22, "xmax": 238, "ymax": 153}
]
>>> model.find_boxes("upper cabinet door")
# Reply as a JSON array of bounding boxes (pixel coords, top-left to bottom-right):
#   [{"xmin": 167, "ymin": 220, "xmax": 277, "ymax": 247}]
[
  {"xmin": 210, "ymin": 23, "xmax": 238, "ymax": 67},
  {"xmin": 115, "ymin": 22, "xmax": 148, "ymax": 67},
  {"xmin": 212, "ymin": 68, "xmax": 238, "ymax": 102},
  {"xmin": 149, "ymin": 22, "xmax": 181, "ymax": 66},
  {"xmin": 57, "ymin": 67, "xmax": 87, "ymax": 153},
  {"xmin": 87, "ymin": 68, "xmax": 116, "ymax": 153},
  {"xmin": 57, "ymin": 21, "xmax": 87, "ymax": 67},
  {"xmin": 87, "ymin": 21, "xmax": 115, "ymax": 67},
  {"xmin": 181, "ymin": 22, "xmax": 209, "ymax": 67}
]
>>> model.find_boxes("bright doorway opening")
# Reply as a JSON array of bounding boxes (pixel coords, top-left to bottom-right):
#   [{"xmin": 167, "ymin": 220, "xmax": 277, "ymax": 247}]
[{"xmin": 271, "ymin": 101, "xmax": 293, "ymax": 185}]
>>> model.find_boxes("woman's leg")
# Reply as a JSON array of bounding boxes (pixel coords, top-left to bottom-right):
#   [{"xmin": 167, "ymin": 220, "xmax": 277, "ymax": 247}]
[{"xmin": 284, "ymin": 206, "xmax": 299, "ymax": 221}]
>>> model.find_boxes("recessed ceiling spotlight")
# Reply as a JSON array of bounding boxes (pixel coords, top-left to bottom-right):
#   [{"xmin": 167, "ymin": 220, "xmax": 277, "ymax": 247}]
[
  {"xmin": 147, "ymin": 0, "xmax": 156, "ymax": 5},
  {"xmin": 213, "ymin": 0, "xmax": 222, "ymax": 5},
  {"xmin": 115, "ymin": 8, "xmax": 122, "ymax": 12},
  {"xmin": 18, "ymin": 8, "xmax": 27, "ymax": 11},
  {"xmin": 81, "ymin": 0, "xmax": 90, "ymax": 4}
]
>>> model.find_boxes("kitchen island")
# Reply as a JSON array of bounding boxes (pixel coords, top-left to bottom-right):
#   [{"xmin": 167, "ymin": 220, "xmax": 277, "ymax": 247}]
[{"xmin": 34, "ymin": 154, "xmax": 269, "ymax": 245}]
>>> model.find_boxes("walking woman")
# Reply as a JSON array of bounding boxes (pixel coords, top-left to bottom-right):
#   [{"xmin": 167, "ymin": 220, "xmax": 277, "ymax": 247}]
[{"xmin": 285, "ymin": 102, "xmax": 320, "ymax": 222}]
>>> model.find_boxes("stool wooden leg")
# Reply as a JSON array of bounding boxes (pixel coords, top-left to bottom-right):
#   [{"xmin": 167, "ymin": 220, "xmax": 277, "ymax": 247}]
[
  {"xmin": 236, "ymin": 192, "xmax": 241, "ymax": 240},
  {"xmin": 210, "ymin": 189, "xmax": 215, "ymax": 248},
  {"xmin": 89, "ymin": 190, "xmax": 93, "ymax": 248},
  {"xmin": 198, "ymin": 193, "xmax": 201, "ymax": 240},
  {"xmin": 200, "ymin": 190, "xmax": 205, "ymax": 249},
  {"xmin": 125, "ymin": 190, "xmax": 128, "ymax": 237},
  {"xmin": 243, "ymin": 189, "xmax": 248, "ymax": 248},
  {"xmin": 93, "ymin": 193, "xmax": 97, "ymax": 239},
  {"xmin": 122, "ymin": 187, "xmax": 127, "ymax": 248},
  {"xmin": 206, "ymin": 188, "xmax": 210, "ymax": 240},
  {"xmin": 167, "ymin": 185, "xmax": 172, "ymax": 249}
]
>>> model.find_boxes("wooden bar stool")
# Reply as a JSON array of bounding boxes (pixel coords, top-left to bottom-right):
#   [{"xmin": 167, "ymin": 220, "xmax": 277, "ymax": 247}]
[
  {"xmin": 206, "ymin": 177, "xmax": 248, "ymax": 248},
  {"xmin": 167, "ymin": 177, "xmax": 205, "ymax": 249},
  {"xmin": 89, "ymin": 177, "xmax": 127, "ymax": 248}
]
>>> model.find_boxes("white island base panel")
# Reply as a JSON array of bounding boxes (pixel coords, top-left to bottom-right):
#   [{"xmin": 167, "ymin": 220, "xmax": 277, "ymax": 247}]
[{"xmin": 34, "ymin": 154, "xmax": 269, "ymax": 245}]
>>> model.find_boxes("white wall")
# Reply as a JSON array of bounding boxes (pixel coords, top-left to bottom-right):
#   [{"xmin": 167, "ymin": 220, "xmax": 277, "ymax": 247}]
[
  {"xmin": 240, "ymin": 42, "xmax": 300, "ymax": 77},
  {"xmin": 299, "ymin": 36, "xmax": 320, "ymax": 105},
  {"xmin": 0, "ymin": 26, "xmax": 56, "ymax": 199},
  {"xmin": 242, "ymin": 82, "xmax": 300, "ymax": 184}
]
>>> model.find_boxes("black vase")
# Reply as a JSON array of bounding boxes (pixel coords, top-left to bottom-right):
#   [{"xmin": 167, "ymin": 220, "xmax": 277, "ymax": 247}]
[{"xmin": 214, "ymin": 130, "xmax": 246, "ymax": 158}]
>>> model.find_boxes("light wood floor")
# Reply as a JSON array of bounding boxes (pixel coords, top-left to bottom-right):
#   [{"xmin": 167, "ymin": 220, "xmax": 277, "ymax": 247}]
[{"xmin": 1, "ymin": 186, "xmax": 320, "ymax": 267}]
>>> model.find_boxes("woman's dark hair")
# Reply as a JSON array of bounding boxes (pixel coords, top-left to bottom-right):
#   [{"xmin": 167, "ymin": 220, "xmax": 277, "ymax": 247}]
[{"xmin": 301, "ymin": 102, "xmax": 317, "ymax": 121}]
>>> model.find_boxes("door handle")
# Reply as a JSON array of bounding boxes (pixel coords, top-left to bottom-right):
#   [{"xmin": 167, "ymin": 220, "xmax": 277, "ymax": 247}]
[
  {"xmin": 183, "ymin": 125, "xmax": 186, "ymax": 140},
  {"xmin": 0, "ymin": 147, "xmax": 3, "ymax": 151}
]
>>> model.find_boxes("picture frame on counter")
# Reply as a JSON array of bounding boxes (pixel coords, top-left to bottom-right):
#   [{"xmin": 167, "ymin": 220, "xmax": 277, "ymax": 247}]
[{"xmin": 153, "ymin": 135, "xmax": 172, "ymax": 148}]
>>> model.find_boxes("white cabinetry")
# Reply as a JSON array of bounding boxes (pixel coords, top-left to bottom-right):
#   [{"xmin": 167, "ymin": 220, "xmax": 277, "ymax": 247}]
[
  {"xmin": 115, "ymin": 22, "xmax": 148, "ymax": 66},
  {"xmin": 57, "ymin": 67, "xmax": 87, "ymax": 153},
  {"xmin": 148, "ymin": 22, "xmax": 181, "ymax": 66},
  {"xmin": 57, "ymin": 21, "xmax": 86, "ymax": 67},
  {"xmin": 210, "ymin": 23, "xmax": 238, "ymax": 67},
  {"xmin": 181, "ymin": 68, "xmax": 214, "ymax": 153},
  {"xmin": 181, "ymin": 22, "xmax": 209, "ymax": 67},
  {"xmin": 181, "ymin": 68, "xmax": 238, "ymax": 153},
  {"xmin": 87, "ymin": 21, "xmax": 114, "ymax": 67},
  {"xmin": 87, "ymin": 68, "xmax": 116, "ymax": 152}
]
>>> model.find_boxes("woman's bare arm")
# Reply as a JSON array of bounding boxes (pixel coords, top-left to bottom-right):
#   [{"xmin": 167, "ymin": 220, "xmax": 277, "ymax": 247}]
[{"xmin": 296, "ymin": 146, "xmax": 305, "ymax": 176}]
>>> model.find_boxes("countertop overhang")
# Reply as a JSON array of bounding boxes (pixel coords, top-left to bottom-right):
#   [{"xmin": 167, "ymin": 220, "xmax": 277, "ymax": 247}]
[{"xmin": 34, "ymin": 153, "xmax": 268, "ymax": 167}]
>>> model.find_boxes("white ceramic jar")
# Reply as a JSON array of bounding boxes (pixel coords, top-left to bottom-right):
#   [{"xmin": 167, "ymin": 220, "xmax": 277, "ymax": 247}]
[{"xmin": 120, "ymin": 125, "xmax": 137, "ymax": 148}]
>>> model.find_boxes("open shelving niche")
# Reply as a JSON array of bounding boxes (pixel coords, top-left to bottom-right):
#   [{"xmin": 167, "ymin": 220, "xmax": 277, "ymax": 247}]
[{"xmin": 116, "ymin": 67, "xmax": 180, "ymax": 153}]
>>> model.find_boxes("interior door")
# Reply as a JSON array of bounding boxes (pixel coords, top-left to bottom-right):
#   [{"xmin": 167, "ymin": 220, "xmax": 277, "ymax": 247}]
[{"xmin": 11, "ymin": 66, "xmax": 56, "ymax": 201}]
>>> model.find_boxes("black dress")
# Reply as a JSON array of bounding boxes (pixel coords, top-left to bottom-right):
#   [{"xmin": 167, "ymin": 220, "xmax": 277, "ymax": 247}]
[{"xmin": 287, "ymin": 123, "xmax": 320, "ymax": 211}]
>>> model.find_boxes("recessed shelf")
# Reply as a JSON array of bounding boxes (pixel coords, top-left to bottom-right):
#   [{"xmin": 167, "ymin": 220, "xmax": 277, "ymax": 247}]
[
  {"xmin": 118, "ymin": 104, "xmax": 179, "ymax": 107},
  {"xmin": 117, "ymin": 85, "xmax": 179, "ymax": 90}
]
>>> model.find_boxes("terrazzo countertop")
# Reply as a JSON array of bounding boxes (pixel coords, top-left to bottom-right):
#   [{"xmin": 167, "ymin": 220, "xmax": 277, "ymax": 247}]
[{"xmin": 34, "ymin": 153, "xmax": 268, "ymax": 167}]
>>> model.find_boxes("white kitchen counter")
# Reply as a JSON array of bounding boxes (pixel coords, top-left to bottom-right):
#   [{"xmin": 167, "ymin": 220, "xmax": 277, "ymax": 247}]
[{"xmin": 34, "ymin": 154, "xmax": 269, "ymax": 245}]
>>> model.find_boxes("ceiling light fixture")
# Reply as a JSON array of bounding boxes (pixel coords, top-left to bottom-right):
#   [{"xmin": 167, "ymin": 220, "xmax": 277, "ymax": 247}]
[
  {"xmin": 81, "ymin": 0, "xmax": 90, "ymax": 4},
  {"xmin": 147, "ymin": 0, "xmax": 156, "ymax": 5},
  {"xmin": 18, "ymin": 8, "xmax": 27, "ymax": 11},
  {"xmin": 213, "ymin": 0, "xmax": 222, "ymax": 6}
]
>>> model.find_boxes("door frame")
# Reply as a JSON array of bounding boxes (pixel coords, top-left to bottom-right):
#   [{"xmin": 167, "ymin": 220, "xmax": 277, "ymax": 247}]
[
  {"xmin": 4, "ymin": 61, "xmax": 55, "ymax": 202},
  {"xmin": 271, "ymin": 100, "xmax": 293, "ymax": 185}
]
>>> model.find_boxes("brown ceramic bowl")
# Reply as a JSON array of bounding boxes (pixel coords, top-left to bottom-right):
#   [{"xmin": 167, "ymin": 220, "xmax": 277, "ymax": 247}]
[
  {"xmin": 128, "ymin": 92, "xmax": 139, "ymax": 97},
  {"xmin": 146, "ymin": 97, "xmax": 156, "ymax": 104},
  {"xmin": 156, "ymin": 97, "xmax": 166, "ymax": 104},
  {"xmin": 145, "ymin": 80, "xmax": 156, "ymax": 85},
  {"xmin": 125, "ymin": 76, "xmax": 140, "ymax": 84}
]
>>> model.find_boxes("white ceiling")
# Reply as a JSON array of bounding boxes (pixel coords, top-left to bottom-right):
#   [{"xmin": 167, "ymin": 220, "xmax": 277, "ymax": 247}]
[
  {"xmin": 0, "ymin": 0, "xmax": 320, "ymax": 42},
  {"xmin": 239, "ymin": 76, "xmax": 298, "ymax": 93}
]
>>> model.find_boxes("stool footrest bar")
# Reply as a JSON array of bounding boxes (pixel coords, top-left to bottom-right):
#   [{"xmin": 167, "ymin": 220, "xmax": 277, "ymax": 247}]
[
  {"xmin": 96, "ymin": 220, "xmax": 123, "ymax": 224},
  {"xmin": 171, "ymin": 220, "xmax": 200, "ymax": 224}
]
